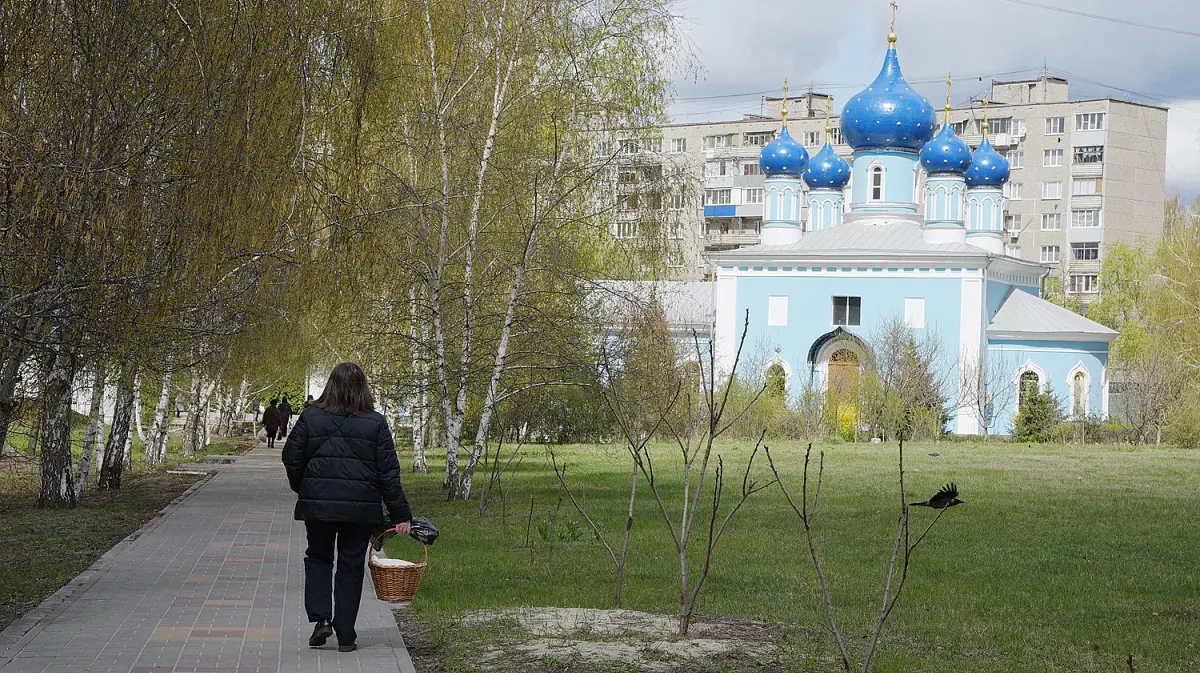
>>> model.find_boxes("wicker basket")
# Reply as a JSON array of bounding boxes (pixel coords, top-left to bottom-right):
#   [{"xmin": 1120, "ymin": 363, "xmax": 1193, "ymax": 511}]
[{"xmin": 368, "ymin": 531, "xmax": 428, "ymax": 602}]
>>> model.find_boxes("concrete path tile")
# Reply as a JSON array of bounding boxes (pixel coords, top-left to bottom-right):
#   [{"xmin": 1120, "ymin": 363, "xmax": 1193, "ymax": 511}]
[{"xmin": 0, "ymin": 446, "xmax": 415, "ymax": 673}]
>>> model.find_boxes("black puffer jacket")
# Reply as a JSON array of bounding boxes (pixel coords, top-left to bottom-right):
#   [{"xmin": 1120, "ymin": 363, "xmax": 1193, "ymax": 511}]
[{"xmin": 281, "ymin": 406, "xmax": 412, "ymax": 525}]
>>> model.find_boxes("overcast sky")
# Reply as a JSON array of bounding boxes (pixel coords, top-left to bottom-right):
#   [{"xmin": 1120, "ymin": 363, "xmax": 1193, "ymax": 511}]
[{"xmin": 667, "ymin": 0, "xmax": 1200, "ymax": 198}]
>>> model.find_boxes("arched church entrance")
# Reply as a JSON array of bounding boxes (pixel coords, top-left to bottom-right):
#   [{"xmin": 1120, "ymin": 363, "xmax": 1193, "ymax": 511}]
[{"xmin": 828, "ymin": 348, "xmax": 860, "ymax": 397}]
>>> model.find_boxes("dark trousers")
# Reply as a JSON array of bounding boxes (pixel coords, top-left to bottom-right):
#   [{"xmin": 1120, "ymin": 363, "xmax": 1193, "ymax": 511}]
[
  {"xmin": 279, "ymin": 417, "xmax": 290, "ymax": 439},
  {"xmin": 303, "ymin": 521, "xmax": 373, "ymax": 645}
]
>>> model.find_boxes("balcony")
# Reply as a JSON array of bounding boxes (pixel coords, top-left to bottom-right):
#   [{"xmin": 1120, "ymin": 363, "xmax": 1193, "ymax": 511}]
[
  {"xmin": 703, "ymin": 145, "xmax": 761, "ymax": 160},
  {"xmin": 705, "ymin": 230, "xmax": 759, "ymax": 249},
  {"xmin": 1072, "ymin": 162, "xmax": 1104, "ymax": 178},
  {"xmin": 1070, "ymin": 194, "xmax": 1103, "ymax": 210},
  {"xmin": 1068, "ymin": 259, "xmax": 1101, "ymax": 274}
]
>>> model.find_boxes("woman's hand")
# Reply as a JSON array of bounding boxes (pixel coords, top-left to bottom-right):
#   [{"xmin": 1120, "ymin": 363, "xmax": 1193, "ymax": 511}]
[{"xmin": 393, "ymin": 521, "xmax": 412, "ymax": 535}]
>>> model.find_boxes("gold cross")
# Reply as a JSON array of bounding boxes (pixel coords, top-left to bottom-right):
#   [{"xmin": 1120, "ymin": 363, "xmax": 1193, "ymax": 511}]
[
  {"xmin": 890, "ymin": 0, "xmax": 899, "ymax": 33},
  {"xmin": 781, "ymin": 77, "xmax": 789, "ymax": 125},
  {"xmin": 945, "ymin": 71, "xmax": 953, "ymax": 122},
  {"xmin": 825, "ymin": 97, "xmax": 833, "ymax": 135},
  {"xmin": 982, "ymin": 95, "xmax": 990, "ymax": 139}
]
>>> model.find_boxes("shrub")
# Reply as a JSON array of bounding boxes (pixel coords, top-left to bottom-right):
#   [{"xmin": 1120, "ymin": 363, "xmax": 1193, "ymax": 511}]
[
  {"xmin": 1012, "ymin": 385, "xmax": 1063, "ymax": 443},
  {"xmin": 1164, "ymin": 387, "xmax": 1200, "ymax": 449}
]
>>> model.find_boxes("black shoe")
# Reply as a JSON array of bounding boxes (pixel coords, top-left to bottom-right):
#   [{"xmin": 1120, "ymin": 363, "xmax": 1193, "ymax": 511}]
[
  {"xmin": 338, "ymin": 643, "xmax": 357, "ymax": 653},
  {"xmin": 309, "ymin": 620, "xmax": 333, "ymax": 647}
]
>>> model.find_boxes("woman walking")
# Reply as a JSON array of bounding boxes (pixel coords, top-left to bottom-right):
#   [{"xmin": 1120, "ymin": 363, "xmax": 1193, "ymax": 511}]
[
  {"xmin": 282, "ymin": 363, "xmax": 413, "ymax": 652},
  {"xmin": 262, "ymin": 399, "xmax": 282, "ymax": 448}
]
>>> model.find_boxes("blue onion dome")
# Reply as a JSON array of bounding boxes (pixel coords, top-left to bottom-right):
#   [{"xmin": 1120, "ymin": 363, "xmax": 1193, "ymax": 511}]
[
  {"xmin": 964, "ymin": 137, "xmax": 1010, "ymax": 187},
  {"xmin": 840, "ymin": 46, "xmax": 936, "ymax": 152},
  {"xmin": 919, "ymin": 122, "xmax": 972, "ymax": 174},
  {"xmin": 759, "ymin": 125, "xmax": 809, "ymax": 177},
  {"xmin": 803, "ymin": 142, "xmax": 851, "ymax": 189}
]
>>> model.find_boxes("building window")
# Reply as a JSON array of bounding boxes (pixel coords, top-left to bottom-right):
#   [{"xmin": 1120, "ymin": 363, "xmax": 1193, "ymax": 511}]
[
  {"xmin": 670, "ymin": 193, "xmax": 684, "ymax": 211},
  {"xmin": 1068, "ymin": 274, "xmax": 1100, "ymax": 293},
  {"xmin": 1013, "ymin": 119, "xmax": 1026, "ymax": 137},
  {"xmin": 951, "ymin": 120, "xmax": 969, "ymax": 136},
  {"xmin": 1071, "ymin": 242, "xmax": 1099, "ymax": 260},
  {"xmin": 1042, "ymin": 213, "xmax": 1062, "ymax": 231},
  {"xmin": 1045, "ymin": 117, "xmax": 1065, "ymax": 135},
  {"xmin": 1074, "ymin": 145, "xmax": 1104, "ymax": 164},
  {"xmin": 703, "ymin": 135, "xmax": 730, "ymax": 150},
  {"xmin": 744, "ymin": 131, "xmax": 775, "ymax": 147},
  {"xmin": 1004, "ymin": 150, "xmax": 1024, "ymax": 169},
  {"xmin": 1042, "ymin": 181, "xmax": 1062, "ymax": 200},
  {"xmin": 803, "ymin": 131, "xmax": 821, "ymax": 147},
  {"xmin": 1075, "ymin": 112, "xmax": 1105, "ymax": 131},
  {"xmin": 1072, "ymin": 178, "xmax": 1102, "ymax": 196},
  {"xmin": 705, "ymin": 160, "xmax": 731, "ymax": 177},
  {"xmin": 743, "ymin": 161, "xmax": 761, "ymax": 176},
  {"xmin": 704, "ymin": 189, "xmax": 731, "ymax": 205},
  {"xmin": 990, "ymin": 117, "xmax": 1013, "ymax": 135},
  {"xmin": 1004, "ymin": 214, "xmax": 1022, "ymax": 231},
  {"xmin": 615, "ymin": 221, "xmax": 638, "ymax": 238},
  {"xmin": 904, "ymin": 297, "xmax": 925, "ymax": 329},
  {"xmin": 1072, "ymin": 371, "xmax": 1088, "ymax": 417},
  {"xmin": 671, "ymin": 138, "xmax": 687, "ymax": 153},
  {"xmin": 768, "ymin": 296, "xmax": 788, "ymax": 326},
  {"xmin": 618, "ymin": 193, "xmax": 639, "ymax": 211},
  {"xmin": 618, "ymin": 166, "xmax": 637, "ymax": 184},
  {"xmin": 828, "ymin": 127, "xmax": 843, "ymax": 145},
  {"xmin": 619, "ymin": 139, "xmax": 639, "ymax": 154},
  {"xmin": 744, "ymin": 188, "xmax": 764, "ymax": 204},
  {"xmin": 1005, "ymin": 244, "xmax": 1022, "ymax": 258},
  {"xmin": 1041, "ymin": 245, "xmax": 1061, "ymax": 263},
  {"xmin": 869, "ymin": 165, "xmax": 884, "ymax": 201},
  {"xmin": 1019, "ymin": 370, "xmax": 1041, "ymax": 407},
  {"xmin": 1072, "ymin": 209, "xmax": 1100, "ymax": 228},
  {"xmin": 832, "ymin": 296, "xmax": 861, "ymax": 326},
  {"xmin": 1007, "ymin": 182, "xmax": 1024, "ymax": 200},
  {"xmin": 1044, "ymin": 149, "xmax": 1064, "ymax": 167},
  {"xmin": 644, "ymin": 138, "xmax": 662, "ymax": 153},
  {"xmin": 642, "ymin": 193, "xmax": 663, "ymax": 210},
  {"xmin": 597, "ymin": 140, "xmax": 613, "ymax": 156}
]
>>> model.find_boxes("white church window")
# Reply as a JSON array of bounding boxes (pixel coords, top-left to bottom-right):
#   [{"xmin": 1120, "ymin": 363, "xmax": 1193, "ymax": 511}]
[
  {"xmin": 768, "ymin": 296, "xmax": 789, "ymax": 326},
  {"xmin": 832, "ymin": 296, "xmax": 861, "ymax": 326},
  {"xmin": 869, "ymin": 165, "xmax": 884, "ymax": 201},
  {"xmin": 904, "ymin": 298, "xmax": 925, "ymax": 329}
]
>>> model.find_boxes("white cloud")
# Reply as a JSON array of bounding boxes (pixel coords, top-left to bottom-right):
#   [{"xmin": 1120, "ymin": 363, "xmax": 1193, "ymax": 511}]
[{"xmin": 1167, "ymin": 105, "xmax": 1200, "ymax": 199}]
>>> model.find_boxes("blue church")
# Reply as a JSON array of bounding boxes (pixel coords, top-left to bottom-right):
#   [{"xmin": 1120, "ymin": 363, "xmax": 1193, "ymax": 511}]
[{"xmin": 710, "ymin": 25, "xmax": 1117, "ymax": 435}]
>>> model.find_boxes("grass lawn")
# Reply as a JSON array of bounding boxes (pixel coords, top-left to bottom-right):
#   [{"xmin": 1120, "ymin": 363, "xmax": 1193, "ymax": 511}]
[
  {"xmin": 388, "ymin": 439, "xmax": 1200, "ymax": 672},
  {"xmin": 0, "ymin": 431, "xmax": 253, "ymax": 631}
]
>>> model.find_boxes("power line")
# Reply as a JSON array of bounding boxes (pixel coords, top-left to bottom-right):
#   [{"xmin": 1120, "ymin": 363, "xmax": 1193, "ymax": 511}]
[{"xmin": 993, "ymin": 0, "xmax": 1200, "ymax": 39}]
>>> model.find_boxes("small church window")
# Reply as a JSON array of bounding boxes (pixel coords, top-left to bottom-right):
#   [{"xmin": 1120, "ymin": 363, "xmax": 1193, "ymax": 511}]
[
  {"xmin": 832, "ymin": 296, "xmax": 861, "ymax": 326},
  {"xmin": 870, "ymin": 165, "xmax": 884, "ymax": 201},
  {"xmin": 1072, "ymin": 371, "xmax": 1087, "ymax": 417},
  {"xmin": 766, "ymin": 364, "xmax": 787, "ymax": 398},
  {"xmin": 1019, "ymin": 371, "xmax": 1040, "ymax": 408}
]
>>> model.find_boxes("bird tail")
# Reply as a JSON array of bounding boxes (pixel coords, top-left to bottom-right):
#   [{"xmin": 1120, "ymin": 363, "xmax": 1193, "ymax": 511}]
[{"xmin": 908, "ymin": 500, "xmax": 929, "ymax": 507}]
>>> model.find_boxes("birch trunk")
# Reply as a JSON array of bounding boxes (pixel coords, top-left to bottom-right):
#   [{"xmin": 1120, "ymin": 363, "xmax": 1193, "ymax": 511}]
[
  {"xmin": 409, "ymin": 287, "xmax": 429, "ymax": 473},
  {"xmin": 75, "ymin": 363, "xmax": 108, "ymax": 497},
  {"xmin": 181, "ymin": 375, "xmax": 204, "ymax": 456},
  {"xmin": 37, "ymin": 349, "xmax": 78, "ymax": 507},
  {"xmin": 99, "ymin": 366, "xmax": 136, "ymax": 491},
  {"xmin": 0, "ymin": 345, "xmax": 24, "ymax": 455},
  {"xmin": 146, "ymin": 371, "xmax": 172, "ymax": 466},
  {"xmin": 132, "ymin": 373, "xmax": 147, "ymax": 444}
]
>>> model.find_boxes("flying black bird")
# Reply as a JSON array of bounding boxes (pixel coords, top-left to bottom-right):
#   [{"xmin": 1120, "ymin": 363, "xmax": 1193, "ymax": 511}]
[{"xmin": 909, "ymin": 483, "xmax": 963, "ymax": 509}]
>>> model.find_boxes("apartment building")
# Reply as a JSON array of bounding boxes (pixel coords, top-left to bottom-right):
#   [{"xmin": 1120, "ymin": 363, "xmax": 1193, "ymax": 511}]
[{"xmin": 602, "ymin": 78, "xmax": 1168, "ymax": 301}]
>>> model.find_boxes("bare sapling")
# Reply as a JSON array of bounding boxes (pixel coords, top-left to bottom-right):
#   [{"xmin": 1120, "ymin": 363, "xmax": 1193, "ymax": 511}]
[
  {"xmin": 766, "ymin": 437, "xmax": 956, "ymax": 673},
  {"xmin": 616, "ymin": 310, "xmax": 774, "ymax": 636}
]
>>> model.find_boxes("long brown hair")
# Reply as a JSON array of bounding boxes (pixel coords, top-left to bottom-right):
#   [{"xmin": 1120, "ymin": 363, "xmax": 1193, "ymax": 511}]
[{"xmin": 316, "ymin": 362, "xmax": 376, "ymax": 415}]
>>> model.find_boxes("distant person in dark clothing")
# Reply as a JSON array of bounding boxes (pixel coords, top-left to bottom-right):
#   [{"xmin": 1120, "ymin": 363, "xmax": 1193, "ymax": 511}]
[
  {"xmin": 304, "ymin": 394, "xmax": 314, "ymax": 408},
  {"xmin": 279, "ymin": 396, "xmax": 293, "ymax": 438},
  {"xmin": 282, "ymin": 362, "xmax": 412, "ymax": 653},
  {"xmin": 263, "ymin": 399, "xmax": 282, "ymax": 448}
]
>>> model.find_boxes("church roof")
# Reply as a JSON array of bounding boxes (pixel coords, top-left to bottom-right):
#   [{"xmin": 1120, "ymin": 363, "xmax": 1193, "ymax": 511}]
[
  {"xmin": 590, "ymin": 280, "xmax": 714, "ymax": 331},
  {"xmin": 714, "ymin": 218, "xmax": 1016, "ymax": 263},
  {"xmin": 987, "ymin": 287, "xmax": 1118, "ymax": 343}
]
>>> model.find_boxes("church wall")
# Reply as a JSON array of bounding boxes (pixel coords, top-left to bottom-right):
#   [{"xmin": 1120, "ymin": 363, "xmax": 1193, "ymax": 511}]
[
  {"xmin": 849, "ymin": 151, "xmax": 920, "ymax": 208},
  {"xmin": 731, "ymin": 271, "xmax": 965, "ymax": 394},
  {"xmin": 987, "ymin": 339, "xmax": 1109, "ymax": 434}
]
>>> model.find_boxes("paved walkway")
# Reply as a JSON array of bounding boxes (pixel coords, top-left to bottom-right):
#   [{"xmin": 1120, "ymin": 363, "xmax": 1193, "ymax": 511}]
[{"xmin": 0, "ymin": 446, "xmax": 416, "ymax": 673}]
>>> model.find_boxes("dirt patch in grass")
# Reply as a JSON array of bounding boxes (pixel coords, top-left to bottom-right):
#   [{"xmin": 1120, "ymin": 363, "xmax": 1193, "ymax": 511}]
[
  {"xmin": 395, "ymin": 606, "xmax": 817, "ymax": 673},
  {"xmin": 0, "ymin": 466, "xmax": 205, "ymax": 631}
]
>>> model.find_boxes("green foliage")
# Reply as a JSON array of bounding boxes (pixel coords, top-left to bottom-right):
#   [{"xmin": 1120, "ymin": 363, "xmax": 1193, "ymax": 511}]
[
  {"xmin": 1164, "ymin": 386, "xmax": 1200, "ymax": 449},
  {"xmin": 1012, "ymin": 385, "xmax": 1064, "ymax": 443},
  {"xmin": 1087, "ymin": 241, "xmax": 1153, "ymax": 362}
]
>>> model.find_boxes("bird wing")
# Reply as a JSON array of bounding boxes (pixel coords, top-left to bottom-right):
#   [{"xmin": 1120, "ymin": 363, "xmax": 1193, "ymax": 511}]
[{"xmin": 938, "ymin": 483, "xmax": 958, "ymax": 500}]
